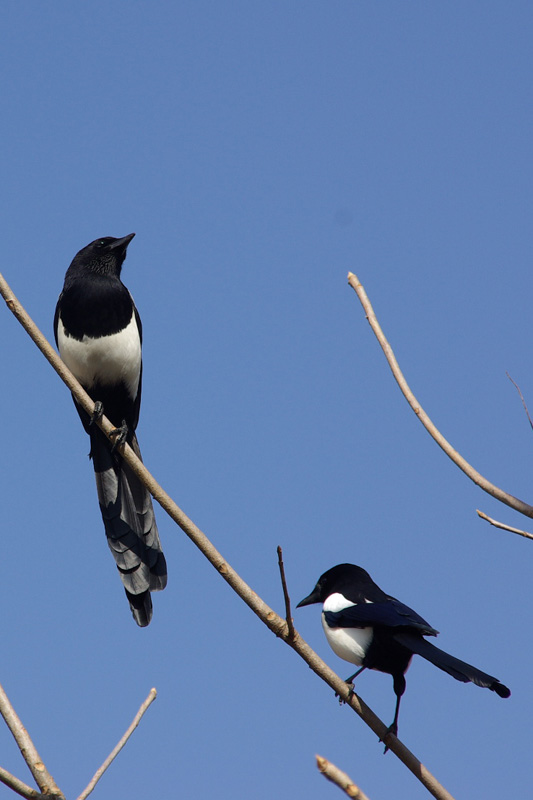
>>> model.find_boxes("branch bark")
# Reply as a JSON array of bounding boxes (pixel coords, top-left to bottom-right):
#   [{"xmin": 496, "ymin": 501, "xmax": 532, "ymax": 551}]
[
  {"xmin": 476, "ymin": 509, "xmax": 533, "ymax": 541},
  {"xmin": 0, "ymin": 765, "xmax": 44, "ymax": 800},
  {"xmin": 347, "ymin": 272, "xmax": 533, "ymax": 520},
  {"xmin": 0, "ymin": 272, "xmax": 455, "ymax": 800},
  {"xmin": 0, "ymin": 681, "xmax": 64, "ymax": 798},
  {"xmin": 316, "ymin": 755, "xmax": 370, "ymax": 799}
]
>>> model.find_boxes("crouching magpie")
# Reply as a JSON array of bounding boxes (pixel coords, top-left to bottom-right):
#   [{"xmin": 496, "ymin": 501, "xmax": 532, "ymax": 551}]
[
  {"xmin": 54, "ymin": 234, "xmax": 167, "ymax": 626},
  {"xmin": 297, "ymin": 563, "xmax": 510, "ymax": 747}
]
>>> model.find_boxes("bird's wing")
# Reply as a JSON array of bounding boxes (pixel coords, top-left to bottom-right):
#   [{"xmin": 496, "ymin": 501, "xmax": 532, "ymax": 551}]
[{"xmin": 324, "ymin": 598, "xmax": 438, "ymax": 635}]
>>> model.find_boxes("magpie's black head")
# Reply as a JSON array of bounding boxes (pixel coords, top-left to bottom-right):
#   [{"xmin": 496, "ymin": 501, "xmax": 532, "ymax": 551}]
[
  {"xmin": 68, "ymin": 233, "xmax": 136, "ymax": 278},
  {"xmin": 297, "ymin": 563, "xmax": 375, "ymax": 607}
]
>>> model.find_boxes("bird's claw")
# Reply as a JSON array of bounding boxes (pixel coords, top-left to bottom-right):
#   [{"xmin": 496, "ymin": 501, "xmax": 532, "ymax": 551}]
[
  {"xmin": 110, "ymin": 420, "xmax": 129, "ymax": 451},
  {"xmin": 89, "ymin": 401, "xmax": 104, "ymax": 426},
  {"xmin": 335, "ymin": 682, "xmax": 354, "ymax": 706},
  {"xmin": 380, "ymin": 723, "xmax": 398, "ymax": 755}
]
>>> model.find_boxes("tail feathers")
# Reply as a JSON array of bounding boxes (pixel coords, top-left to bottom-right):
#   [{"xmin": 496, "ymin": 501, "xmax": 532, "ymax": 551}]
[
  {"xmin": 125, "ymin": 588, "xmax": 153, "ymax": 628},
  {"xmin": 394, "ymin": 632, "xmax": 511, "ymax": 698},
  {"xmin": 91, "ymin": 428, "xmax": 167, "ymax": 626}
]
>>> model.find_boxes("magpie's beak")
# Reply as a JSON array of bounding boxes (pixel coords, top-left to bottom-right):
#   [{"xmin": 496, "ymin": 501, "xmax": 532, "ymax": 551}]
[
  {"xmin": 109, "ymin": 233, "xmax": 136, "ymax": 250},
  {"xmin": 296, "ymin": 586, "xmax": 322, "ymax": 608}
]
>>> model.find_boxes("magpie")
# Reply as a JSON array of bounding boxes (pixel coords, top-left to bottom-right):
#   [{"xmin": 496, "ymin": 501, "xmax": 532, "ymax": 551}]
[
  {"xmin": 297, "ymin": 563, "xmax": 510, "ymax": 747},
  {"xmin": 54, "ymin": 234, "xmax": 167, "ymax": 626}
]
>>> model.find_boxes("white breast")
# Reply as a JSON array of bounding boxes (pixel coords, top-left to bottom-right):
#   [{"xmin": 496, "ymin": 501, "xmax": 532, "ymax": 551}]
[
  {"xmin": 322, "ymin": 592, "xmax": 373, "ymax": 665},
  {"xmin": 57, "ymin": 311, "xmax": 141, "ymax": 401}
]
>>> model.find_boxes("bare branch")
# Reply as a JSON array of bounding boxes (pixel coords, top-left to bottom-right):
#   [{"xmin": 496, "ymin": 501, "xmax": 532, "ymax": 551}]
[
  {"xmin": 76, "ymin": 688, "xmax": 157, "ymax": 800},
  {"xmin": 0, "ymin": 765, "xmax": 44, "ymax": 799},
  {"xmin": 316, "ymin": 755, "xmax": 370, "ymax": 799},
  {"xmin": 506, "ymin": 372, "xmax": 533, "ymax": 432},
  {"xmin": 476, "ymin": 509, "xmax": 533, "ymax": 541},
  {"xmin": 277, "ymin": 546, "xmax": 295, "ymax": 641},
  {"xmin": 0, "ymin": 681, "xmax": 64, "ymax": 798},
  {"xmin": 1, "ymin": 273, "xmax": 456, "ymax": 800},
  {"xmin": 348, "ymin": 272, "xmax": 533, "ymax": 520}
]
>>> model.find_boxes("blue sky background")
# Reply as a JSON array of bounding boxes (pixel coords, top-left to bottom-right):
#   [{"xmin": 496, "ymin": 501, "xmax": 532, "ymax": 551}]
[{"xmin": 0, "ymin": 2, "xmax": 531, "ymax": 798}]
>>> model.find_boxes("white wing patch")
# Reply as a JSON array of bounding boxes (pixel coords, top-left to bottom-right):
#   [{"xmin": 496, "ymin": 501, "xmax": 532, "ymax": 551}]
[
  {"xmin": 57, "ymin": 311, "xmax": 141, "ymax": 400},
  {"xmin": 322, "ymin": 592, "xmax": 373, "ymax": 665}
]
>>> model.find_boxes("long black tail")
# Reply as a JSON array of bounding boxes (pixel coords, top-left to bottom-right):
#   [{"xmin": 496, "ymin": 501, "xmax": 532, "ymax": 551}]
[
  {"xmin": 394, "ymin": 632, "xmax": 510, "ymax": 698},
  {"xmin": 91, "ymin": 427, "xmax": 167, "ymax": 626}
]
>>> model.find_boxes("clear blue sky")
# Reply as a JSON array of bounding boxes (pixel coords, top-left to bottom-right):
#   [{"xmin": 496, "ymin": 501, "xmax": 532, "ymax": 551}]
[{"xmin": 0, "ymin": 3, "xmax": 530, "ymax": 798}]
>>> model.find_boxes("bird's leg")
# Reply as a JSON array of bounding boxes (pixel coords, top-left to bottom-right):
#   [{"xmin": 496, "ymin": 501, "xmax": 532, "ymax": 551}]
[
  {"xmin": 380, "ymin": 674, "xmax": 405, "ymax": 754},
  {"xmin": 336, "ymin": 666, "xmax": 366, "ymax": 705},
  {"xmin": 89, "ymin": 401, "xmax": 104, "ymax": 426},
  {"xmin": 380, "ymin": 696, "xmax": 401, "ymax": 754},
  {"xmin": 109, "ymin": 419, "xmax": 129, "ymax": 452},
  {"xmin": 345, "ymin": 666, "xmax": 366, "ymax": 685}
]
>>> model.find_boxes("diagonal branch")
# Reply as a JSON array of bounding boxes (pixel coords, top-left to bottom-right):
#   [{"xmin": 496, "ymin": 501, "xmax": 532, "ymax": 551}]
[
  {"xmin": 347, "ymin": 272, "xmax": 533, "ymax": 521},
  {"xmin": 76, "ymin": 688, "xmax": 157, "ymax": 800},
  {"xmin": 0, "ymin": 272, "xmax": 455, "ymax": 800},
  {"xmin": 0, "ymin": 765, "xmax": 45, "ymax": 800},
  {"xmin": 316, "ymin": 755, "xmax": 371, "ymax": 800},
  {"xmin": 0, "ymin": 681, "xmax": 64, "ymax": 798}
]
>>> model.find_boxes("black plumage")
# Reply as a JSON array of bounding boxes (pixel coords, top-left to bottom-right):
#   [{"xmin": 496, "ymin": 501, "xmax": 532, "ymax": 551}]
[
  {"xmin": 54, "ymin": 234, "xmax": 167, "ymax": 626},
  {"xmin": 297, "ymin": 563, "xmax": 510, "ymax": 747}
]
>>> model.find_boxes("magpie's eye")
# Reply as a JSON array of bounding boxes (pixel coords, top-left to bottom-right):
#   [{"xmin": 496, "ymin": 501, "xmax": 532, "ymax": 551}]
[{"xmin": 98, "ymin": 240, "xmax": 106, "ymax": 246}]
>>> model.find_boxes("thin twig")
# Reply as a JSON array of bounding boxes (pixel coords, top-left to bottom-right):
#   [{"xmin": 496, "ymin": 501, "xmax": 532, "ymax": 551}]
[
  {"xmin": 348, "ymin": 272, "xmax": 533, "ymax": 521},
  {"xmin": 476, "ymin": 509, "xmax": 533, "ymax": 541},
  {"xmin": 76, "ymin": 688, "xmax": 157, "ymax": 800},
  {"xmin": 506, "ymin": 372, "xmax": 533, "ymax": 432},
  {"xmin": 0, "ymin": 273, "xmax": 456, "ymax": 800},
  {"xmin": 0, "ymin": 765, "xmax": 44, "ymax": 799},
  {"xmin": 277, "ymin": 546, "xmax": 295, "ymax": 641},
  {"xmin": 316, "ymin": 755, "xmax": 370, "ymax": 800},
  {"xmin": 0, "ymin": 681, "xmax": 64, "ymax": 798}
]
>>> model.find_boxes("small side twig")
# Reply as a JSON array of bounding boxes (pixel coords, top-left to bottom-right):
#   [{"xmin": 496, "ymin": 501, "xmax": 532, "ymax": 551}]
[
  {"xmin": 506, "ymin": 372, "xmax": 533, "ymax": 432},
  {"xmin": 316, "ymin": 755, "xmax": 371, "ymax": 800},
  {"xmin": 277, "ymin": 546, "xmax": 295, "ymax": 641},
  {"xmin": 348, "ymin": 272, "xmax": 533, "ymax": 521},
  {"xmin": 476, "ymin": 509, "xmax": 533, "ymax": 541},
  {"xmin": 76, "ymin": 688, "xmax": 157, "ymax": 800},
  {"xmin": 0, "ymin": 681, "xmax": 64, "ymax": 798}
]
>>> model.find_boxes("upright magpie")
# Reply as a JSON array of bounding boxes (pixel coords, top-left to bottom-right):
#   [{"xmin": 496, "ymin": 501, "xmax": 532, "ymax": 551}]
[
  {"xmin": 54, "ymin": 234, "xmax": 167, "ymax": 626},
  {"xmin": 297, "ymin": 563, "xmax": 510, "ymax": 747}
]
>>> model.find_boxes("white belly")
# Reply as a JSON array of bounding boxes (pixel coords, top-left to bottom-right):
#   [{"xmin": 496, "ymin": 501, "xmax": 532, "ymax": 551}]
[
  {"xmin": 322, "ymin": 614, "xmax": 373, "ymax": 665},
  {"xmin": 57, "ymin": 312, "xmax": 141, "ymax": 401}
]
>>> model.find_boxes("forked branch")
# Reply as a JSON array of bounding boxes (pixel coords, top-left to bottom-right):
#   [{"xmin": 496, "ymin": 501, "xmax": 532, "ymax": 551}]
[{"xmin": 0, "ymin": 680, "xmax": 64, "ymax": 799}]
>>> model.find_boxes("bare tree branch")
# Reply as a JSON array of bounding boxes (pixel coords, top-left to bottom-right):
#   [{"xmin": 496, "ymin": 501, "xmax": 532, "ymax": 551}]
[
  {"xmin": 0, "ymin": 681, "xmax": 64, "ymax": 799},
  {"xmin": 0, "ymin": 766, "xmax": 44, "ymax": 800},
  {"xmin": 506, "ymin": 372, "xmax": 533, "ymax": 432},
  {"xmin": 76, "ymin": 688, "xmax": 157, "ymax": 800},
  {"xmin": 0, "ymin": 273, "xmax": 456, "ymax": 800},
  {"xmin": 347, "ymin": 272, "xmax": 533, "ymax": 521},
  {"xmin": 316, "ymin": 755, "xmax": 370, "ymax": 799},
  {"xmin": 277, "ymin": 546, "xmax": 295, "ymax": 641},
  {"xmin": 476, "ymin": 509, "xmax": 533, "ymax": 541}
]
